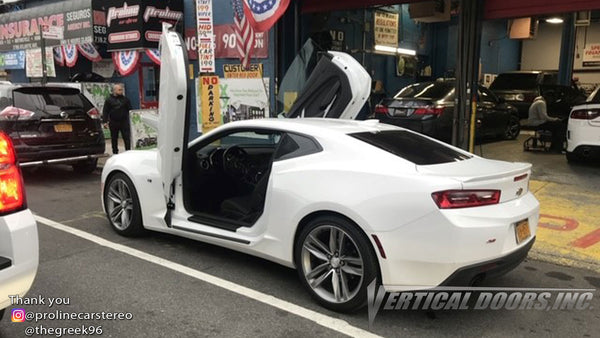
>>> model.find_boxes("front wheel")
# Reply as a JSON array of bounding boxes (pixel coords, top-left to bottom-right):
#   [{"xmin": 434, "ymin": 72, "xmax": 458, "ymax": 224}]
[
  {"xmin": 103, "ymin": 172, "xmax": 144, "ymax": 236},
  {"xmin": 295, "ymin": 216, "xmax": 379, "ymax": 312},
  {"xmin": 504, "ymin": 115, "xmax": 521, "ymax": 140}
]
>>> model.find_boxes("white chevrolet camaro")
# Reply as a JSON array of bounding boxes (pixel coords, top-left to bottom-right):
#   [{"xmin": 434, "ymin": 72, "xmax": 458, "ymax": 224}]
[
  {"xmin": 102, "ymin": 26, "xmax": 539, "ymax": 312},
  {"xmin": 567, "ymin": 85, "xmax": 600, "ymax": 162}
]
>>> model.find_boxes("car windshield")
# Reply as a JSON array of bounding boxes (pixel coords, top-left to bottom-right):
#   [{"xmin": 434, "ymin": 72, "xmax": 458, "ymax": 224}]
[
  {"xmin": 490, "ymin": 74, "xmax": 538, "ymax": 91},
  {"xmin": 13, "ymin": 88, "xmax": 90, "ymax": 112},
  {"xmin": 350, "ymin": 130, "xmax": 472, "ymax": 165},
  {"xmin": 394, "ymin": 82, "xmax": 454, "ymax": 100}
]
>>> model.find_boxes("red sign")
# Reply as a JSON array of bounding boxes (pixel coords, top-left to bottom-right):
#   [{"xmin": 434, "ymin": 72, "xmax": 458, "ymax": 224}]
[
  {"xmin": 185, "ymin": 28, "xmax": 198, "ymax": 60},
  {"xmin": 214, "ymin": 24, "xmax": 268, "ymax": 59}
]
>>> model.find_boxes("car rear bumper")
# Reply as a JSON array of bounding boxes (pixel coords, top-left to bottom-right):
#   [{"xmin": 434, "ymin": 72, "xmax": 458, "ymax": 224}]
[
  {"xmin": 0, "ymin": 209, "xmax": 39, "ymax": 310},
  {"xmin": 15, "ymin": 143, "xmax": 106, "ymax": 165},
  {"xmin": 375, "ymin": 192, "xmax": 539, "ymax": 291}
]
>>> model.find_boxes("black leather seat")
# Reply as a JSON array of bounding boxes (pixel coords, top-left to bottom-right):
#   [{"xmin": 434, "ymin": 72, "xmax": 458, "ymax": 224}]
[{"xmin": 220, "ymin": 169, "xmax": 270, "ymax": 223}]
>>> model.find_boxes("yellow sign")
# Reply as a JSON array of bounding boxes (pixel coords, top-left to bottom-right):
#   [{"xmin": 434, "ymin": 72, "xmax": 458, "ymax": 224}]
[
  {"xmin": 223, "ymin": 63, "xmax": 263, "ymax": 79},
  {"xmin": 200, "ymin": 75, "xmax": 221, "ymax": 134}
]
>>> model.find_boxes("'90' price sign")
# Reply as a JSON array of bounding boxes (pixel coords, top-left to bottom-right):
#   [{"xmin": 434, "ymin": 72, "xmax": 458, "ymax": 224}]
[{"xmin": 196, "ymin": 0, "xmax": 215, "ymax": 73}]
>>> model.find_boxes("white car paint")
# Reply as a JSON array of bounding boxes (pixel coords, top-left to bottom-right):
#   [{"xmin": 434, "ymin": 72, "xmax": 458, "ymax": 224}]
[
  {"xmin": 567, "ymin": 85, "xmax": 600, "ymax": 159},
  {"xmin": 101, "ymin": 26, "xmax": 539, "ymax": 306}
]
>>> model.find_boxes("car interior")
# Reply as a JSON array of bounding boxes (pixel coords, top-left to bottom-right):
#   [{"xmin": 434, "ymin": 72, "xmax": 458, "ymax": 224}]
[{"xmin": 183, "ymin": 129, "xmax": 283, "ymax": 230}]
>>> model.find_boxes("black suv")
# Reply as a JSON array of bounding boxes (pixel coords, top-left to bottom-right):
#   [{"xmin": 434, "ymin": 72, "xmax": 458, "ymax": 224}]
[
  {"xmin": 490, "ymin": 71, "xmax": 558, "ymax": 118},
  {"xmin": 0, "ymin": 84, "xmax": 105, "ymax": 173}
]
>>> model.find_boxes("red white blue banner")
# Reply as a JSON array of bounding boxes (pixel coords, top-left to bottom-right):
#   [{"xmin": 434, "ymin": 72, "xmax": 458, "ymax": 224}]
[
  {"xmin": 112, "ymin": 50, "xmax": 140, "ymax": 76},
  {"xmin": 62, "ymin": 45, "xmax": 78, "ymax": 68},
  {"xmin": 145, "ymin": 49, "xmax": 160, "ymax": 66},
  {"xmin": 77, "ymin": 43, "xmax": 102, "ymax": 62},
  {"xmin": 242, "ymin": 0, "xmax": 290, "ymax": 32},
  {"xmin": 53, "ymin": 47, "xmax": 64, "ymax": 67}
]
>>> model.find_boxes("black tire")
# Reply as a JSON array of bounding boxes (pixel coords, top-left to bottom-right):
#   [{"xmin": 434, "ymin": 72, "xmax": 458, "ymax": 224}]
[
  {"xmin": 504, "ymin": 115, "xmax": 521, "ymax": 140},
  {"xmin": 566, "ymin": 151, "xmax": 581, "ymax": 163},
  {"xmin": 294, "ymin": 215, "xmax": 379, "ymax": 312},
  {"xmin": 72, "ymin": 158, "xmax": 98, "ymax": 174},
  {"xmin": 103, "ymin": 172, "xmax": 145, "ymax": 236}
]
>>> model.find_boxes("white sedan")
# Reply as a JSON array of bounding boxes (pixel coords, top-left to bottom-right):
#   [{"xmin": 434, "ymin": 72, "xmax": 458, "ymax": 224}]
[
  {"xmin": 567, "ymin": 85, "xmax": 600, "ymax": 162},
  {"xmin": 101, "ymin": 25, "xmax": 539, "ymax": 312}
]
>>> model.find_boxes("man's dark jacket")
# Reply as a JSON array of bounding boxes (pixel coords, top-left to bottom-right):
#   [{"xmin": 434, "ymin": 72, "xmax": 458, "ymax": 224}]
[{"xmin": 102, "ymin": 95, "xmax": 132, "ymax": 123}]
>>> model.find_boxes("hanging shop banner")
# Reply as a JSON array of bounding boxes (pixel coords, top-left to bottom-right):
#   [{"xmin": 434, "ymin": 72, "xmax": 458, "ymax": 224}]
[
  {"xmin": 62, "ymin": 44, "xmax": 78, "ymax": 67},
  {"xmin": 77, "ymin": 42, "xmax": 102, "ymax": 62},
  {"xmin": 0, "ymin": 0, "xmax": 93, "ymax": 52},
  {"xmin": 103, "ymin": 0, "xmax": 184, "ymax": 51},
  {"xmin": 53, "ymin": 47, "xmax": 64, "ymax": 66},
  {"xmin": 374, "ymin": 11, "xmax": 399, "ymax": 48},
  {"xmin": 214, "ymin": 24, "xmax": 268, "ymax": 59},
  {"xmin": 219, "ymin": 77, "xmax": 269, "ymax": 123},
  {"xmin": 113, "ymin": 50, "xmax": 140, "ymax": 76},
  {"xmin": 25, "ymin": 48, "xmax": 56, "ymax": 78},
  {"xmin": 92, "ymin": 1, "xmax": 108, "ymax": 45},
  {"xmin": 223, "ymin": 63, "xmax": 263, "ymax": 78},
  {"xmin": 583, "ymin": 43, "xmax": 600, "ymax": 67},
  {"xmin": 198, "ymin": 76, "xmax": 221, "ymax": 133},
  {"xmin": 0, "ymin": 50, "xmax": 25, "ymax": 69},
  {"xmin": 197, "ymin": 0, "xmax": 216, "ymax": 73}
]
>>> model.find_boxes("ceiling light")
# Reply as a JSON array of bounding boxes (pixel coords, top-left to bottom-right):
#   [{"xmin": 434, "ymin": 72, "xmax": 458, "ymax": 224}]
[
  {"xmin": 397, "ymin": 48, "xmax": 416, "ymax": 56},
  {"xmin": 546, "ymin": 17, "xmax": 563, "ymax": 24},
  {"xmin": 374, "ymin": 45, "xmax": 397, "ymax": 54}
]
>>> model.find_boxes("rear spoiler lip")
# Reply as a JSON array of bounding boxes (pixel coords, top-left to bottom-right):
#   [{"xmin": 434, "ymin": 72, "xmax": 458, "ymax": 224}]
[{"xmin": 417, "ymin": 161, "xmax": 532, "ymax": 183}]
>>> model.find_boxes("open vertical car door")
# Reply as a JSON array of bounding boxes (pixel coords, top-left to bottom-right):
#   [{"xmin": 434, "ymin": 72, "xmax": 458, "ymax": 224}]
[
  {"xmin": 157, "ymin": 23, "xmax": 189, "ymax": 213},
  {"xmin": 286, "ymin": 51, "xmax": 371, "ymax": 119}
]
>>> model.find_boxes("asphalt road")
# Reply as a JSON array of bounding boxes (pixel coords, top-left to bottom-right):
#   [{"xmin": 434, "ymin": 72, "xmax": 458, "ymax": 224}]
[{"xmin": 1, "ymin": 165, "xmax": 599, "ymax": 337}]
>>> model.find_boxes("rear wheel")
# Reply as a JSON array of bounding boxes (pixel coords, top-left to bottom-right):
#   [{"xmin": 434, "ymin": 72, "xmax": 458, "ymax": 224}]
[
  {"xmin": 295, "ymin": 215, "xmax": 379, "ymax": 312},
  {"xmin": 504, "ymin": 115, "xmax": 520, "ymax": 140},
  {"xmin": 566, "ymin": 151, "xmax": 581, "ymax": 163},
  {"xmin": 103, "ymin": 172, "xmax": 144, "ymax": 236},
  {"xmin": 72, "ymin": 158, "xmax": 98, "ymax": 174}
]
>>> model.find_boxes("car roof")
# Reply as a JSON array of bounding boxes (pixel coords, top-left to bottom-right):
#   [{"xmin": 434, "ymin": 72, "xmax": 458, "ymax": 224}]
[{"xmin": 218, "ymin": 118, "xmax": 400, "ymax": 136}]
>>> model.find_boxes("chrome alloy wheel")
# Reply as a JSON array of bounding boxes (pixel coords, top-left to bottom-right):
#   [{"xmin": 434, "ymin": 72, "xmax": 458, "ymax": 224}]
[
  {"xmin": 106, "ymin": 178, "xmax": 134, "ymax": 230},
  {"xmin": 300, "ymin": 225, "xmax": 364, "ymax": 304}
]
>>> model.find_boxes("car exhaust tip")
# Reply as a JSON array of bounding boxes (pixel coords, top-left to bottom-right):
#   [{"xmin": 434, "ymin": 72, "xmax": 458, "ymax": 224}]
[{"xmin": 581, "ymin": 147, "xmax": 592, "ymax": 158}]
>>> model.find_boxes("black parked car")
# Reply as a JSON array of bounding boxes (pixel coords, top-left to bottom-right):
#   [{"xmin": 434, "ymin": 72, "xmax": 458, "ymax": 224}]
[
  {"xmin": 490, "ymin": 71, "xmax": 558, "ymax": 118},
  {"xmin": 372, "ymin": 79, "xmax": 521, "ymax": 143},
  {"xmin": 0, "ymin": 84, "xmax": 105, "ymax": 173}
]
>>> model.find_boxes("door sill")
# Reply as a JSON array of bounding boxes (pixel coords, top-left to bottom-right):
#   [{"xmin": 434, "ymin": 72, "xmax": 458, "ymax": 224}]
[{"xmin": 187, "ymin": 213, "xmax": 252, "ymax": 232}]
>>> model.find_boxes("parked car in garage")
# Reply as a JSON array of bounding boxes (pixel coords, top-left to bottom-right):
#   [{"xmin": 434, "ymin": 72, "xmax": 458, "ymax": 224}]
[
  {"xmin": 101, "ymin": 26, "xmax": 539, "ymax": 312},
  {"xmin": 540, "ymin": 84, "xmax": 588, "ymax": 119},
  {"xmin": 0, "ymin": 83, "xmax": 105, "ymax": 173},
  {"xmin": 0, "ymin": 132, "xmax": 38, "ymax": 321},
  {"xmin": 566, "ymin": 85, "xmax": 600, "ymax": 162},
  {"xmin": 371, "ymin": 79, "xmax": 521, "ymax": 143},
  {"xmin": 489, "ymin": 71, "xmax": 557, "ymax": 118}
]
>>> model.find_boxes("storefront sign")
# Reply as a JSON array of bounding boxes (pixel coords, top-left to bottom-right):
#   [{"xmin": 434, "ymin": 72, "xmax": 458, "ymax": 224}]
[
  {"xmin": 199, "ymin": 75, "xmax": 221, "ymax": 133},
  {"xmin": 197, "ymin": 0, "xmax": 215, "ymax": 73},
  {"xmin": 185, "ymin": 28, "xmax": 198, "ymax": 60},
  {"xmin": 374, "ymin": 11, "xmax": 399, "ymax": 48},
  {"xmin": 25, "ymin": 48, "xmax": 55, "ymax": 78},
  {"xmin": 583, "ymin": 43, "xmax": 600, "ymax": 67},
  {"xmin": 104, "ymin": 0, "xmax": 184, "ymax": 51},
  {"xmin": 0, "ymin": 50, "xmax": 25, "ymax": 69},
  {"xmin": 220, "ymin": 78, "xmax": 269, "ymax": 123},
  {"xmin": 214, "ymin": 24, "xmax": 268, "ymax": 59},
  {"xmin": 223, "ymin": 63, "xmax": 263, "ymax": 78},
  {"xmin": 0, "ymin": 0, "xmax": 94, "ymax": 51},
  {"xmin": 329, "ymin": 29, "xmax": 345, "ymax": 52},
  {"xmin": 92, "ymin": 3, "xmax": 108, "ymax": 45}
]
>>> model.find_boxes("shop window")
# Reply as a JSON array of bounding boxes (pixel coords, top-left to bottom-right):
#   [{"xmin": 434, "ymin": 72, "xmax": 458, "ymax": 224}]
[{"xmin": 139, "ymin": 63, "xmax": 159, "ymax": 109}]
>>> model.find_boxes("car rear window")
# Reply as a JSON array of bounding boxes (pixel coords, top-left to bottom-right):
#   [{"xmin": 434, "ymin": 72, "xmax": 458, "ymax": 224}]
[
  {"xmin": 350, "ymin": 130, "xmax": 472, "ymax": 165},
  {"xmin": 394, "ymin": 82, "xmax": 454, "ymax": 100},
  {"xmin": 490, "ymin": 74, "xmax": 538, "ymax": 91},
  {"xmin": 13, "ymin": 87, "xmax": 91, "ymax": 112}
]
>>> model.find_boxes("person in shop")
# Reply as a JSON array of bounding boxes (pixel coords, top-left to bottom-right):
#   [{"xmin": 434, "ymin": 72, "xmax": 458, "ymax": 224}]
[
  {"xmin": 102, "ymin": 84, "xmax": 132, "ymax": 154},
  {"xmin": 527, "ymin": 93, "xmax": 567, "ymax": 152}
]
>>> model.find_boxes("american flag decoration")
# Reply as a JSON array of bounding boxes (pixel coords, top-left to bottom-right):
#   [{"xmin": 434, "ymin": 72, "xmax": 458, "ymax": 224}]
[
  {"xmin": 242, "ymin": 0, "xmax": 290, "ymax": 32},
  {"xmin": 62, "ymin": 45, "xmax": 78, "ymax": 68},
  {"xmin": 232, "ymin": 0, "xmax": 254, "ymax": 69},
  {"xmin": 145, "ymin": 49, "xmax": 161, "ymax": 66},
  {"xmin": 77, "ymin": 43, "xmax": 102, "ymax": 62},
  {"xmin": 112, "ymin": 50, "xmax": 140, "ymax": 76},
  {"xmin": 53, "ymin": 47, "xmax": 64, "ymax": 67}
]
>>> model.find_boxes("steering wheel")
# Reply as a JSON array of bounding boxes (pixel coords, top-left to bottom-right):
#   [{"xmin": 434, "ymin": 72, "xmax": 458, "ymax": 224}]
[{"xmin": 222, "ymin": 146, "xmax": 249, "ymax": 178}]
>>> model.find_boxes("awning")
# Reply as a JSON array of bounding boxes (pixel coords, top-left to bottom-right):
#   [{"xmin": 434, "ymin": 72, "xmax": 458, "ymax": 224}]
[{"xmin": 0, "ymin": 0, "xmax": 94, "ymax": 52}]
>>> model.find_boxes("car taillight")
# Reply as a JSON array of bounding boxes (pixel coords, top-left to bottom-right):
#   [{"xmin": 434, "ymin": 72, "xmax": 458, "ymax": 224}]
[
  {"xmin": 0, "ymin": 106, "xmax": 35, "ymax": 121},
  {"xmin": 414, "ymin": 107, "xmax": 444, "ymax": 116},
  {"xmin": 570, "ymin": 109, "xmax": 600, "ymax": 120},
  {"xmin": 374, "ymin": 104, "xmax": 389, "ymax": 115},
  {"xmin": 431, "ymin": 190, "xmax": 501, "ymax": 209},
  {"xmin": 87, "ymin": 107, "xmax": 101, "ymax": 119},
  {"xmin": 0, "ymin": 132, "xmax": 25, "ymax": 214}
]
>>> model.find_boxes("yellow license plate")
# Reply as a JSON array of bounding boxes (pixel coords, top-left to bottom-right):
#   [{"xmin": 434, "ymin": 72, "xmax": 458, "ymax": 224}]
[
  {"xmin": 515, "ymin": 219, "xmax": 531, "ymax": 244},
  {"xmin": 54, "ymin": 123, "xmax": 72, "ymax": 133}
]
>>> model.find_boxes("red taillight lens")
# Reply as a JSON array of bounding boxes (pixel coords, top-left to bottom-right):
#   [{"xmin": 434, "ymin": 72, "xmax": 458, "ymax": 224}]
[
  {"xmin": 0, "ymin": 133, "xmax": 24, "ymax": 214},
  {"xmin": 414, "ymin": 107, "xmax": 445, "ymax": 116},
  {"xmin": 87, "ymin": 107, "xmax": 101, "ymax": 119},
  {"xmin": 374, "ymin": 104, "xmax": 389, "ymax": 115},
  {"xmin": 0, "ymin": 106, "xmax": 35, "ymax": 121},
  {"xmin": 431, "ymin": 190, "xmax": 501, "ymax": 209},
  {"xmin": 570, "ymin": 109, "xmax": 600, "ymax": 120}
]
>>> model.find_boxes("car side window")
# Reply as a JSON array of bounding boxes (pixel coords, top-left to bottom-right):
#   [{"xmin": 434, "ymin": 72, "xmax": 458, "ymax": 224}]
[{"xmin": 273, "ymin": 133, "xmax": 322, "ymax": 161}]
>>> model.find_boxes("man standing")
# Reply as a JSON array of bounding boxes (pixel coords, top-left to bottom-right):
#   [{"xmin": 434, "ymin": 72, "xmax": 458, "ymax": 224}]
[{"xmin": 103, "ymin": 84, "xmax": 132, "ymax": 154}]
